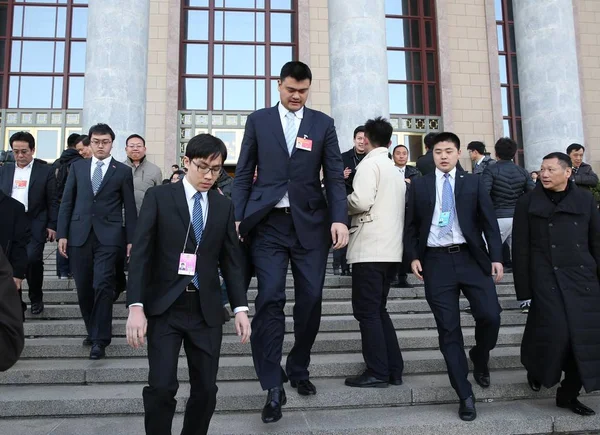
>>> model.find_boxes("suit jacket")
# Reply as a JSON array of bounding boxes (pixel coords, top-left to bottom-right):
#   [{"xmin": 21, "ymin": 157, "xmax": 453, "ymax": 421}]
[
  {"xmin": 404, "ymin": 171, "xmax": 503, "ymax": 274},
  {"xmin": 571, "ymin": 162, "xmax": 599, "ymax": 189},
  {"xmin": 416, "ymin": 150, "xmax": 465, "ymax": 176},
  {"xmin": 0, "ymin": 191, "xmax": 30, "ymax": 279},
  {"xmin": 232, "ymin": 104, "xmax": 347, "ymax": 249},
  {"xmin": 127, "ymin": 183, "xmax": 248, "ymax": 324},
  {"xmin": 57, "ymin": 158, "xmax": 137, "ymax": 247},
  {"xmin": 0, "ymin": 248, "xmax": 24, "ymax": 372},
  {"xmin": 341, "ymin": 148, "xmax": 366, "ymax": 195},
  {"xmin": 0, "ymin": 160, "xmax": 58, "ymax": 242}
]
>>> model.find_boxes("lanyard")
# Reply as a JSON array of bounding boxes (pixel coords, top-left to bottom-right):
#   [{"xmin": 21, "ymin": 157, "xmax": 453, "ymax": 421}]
[{"xmin": 182, "ymin": 219, "xmax": 201, "ymax": 255}]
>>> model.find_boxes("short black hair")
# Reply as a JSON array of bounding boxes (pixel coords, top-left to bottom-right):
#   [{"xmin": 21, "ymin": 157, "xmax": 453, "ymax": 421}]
[
  {"xmin": 76, "ymin": 135, "xmax": 90, "ymax": 146},
  {"xmin": 424, "ymin": 133, "xmax": 437, "ymax": 150},
  {"xmin": 126, "ymin": 134, "xmax": 146, "ymax": 147},
  {"xmin": 353, "ymin": 125, "xmax": 365, "ymax": 139},
  {"xmin": 185, "ymin": 133, "xmax": 228, "ymax": 163},
  {"xmin": 170, "ymin": 170, "xmax": 185, "ymax": 181},
  {"xmin": 280, "ymin": 61, "xmax": 312, "ymax": 83},
  {"xmin": 494, "ymin": 137, "xmax": 517, "ymax": 161},
  {"xmin": 566, "ymin": 143, "xmax": 584, "ymax": 155},
  {"xmin": 433, "ymin": 132, "xmax": 461, "ymax": 150},
  {"xmin": 9, "ymin": 131, "xmax": 35, "ymax": 150},
  {"xmin": 171, "ymin": 164, "xmax": 179, "ymax": 170},
  {"xmin": 467, "ymin": 141, "xmax": 486, "ymax": 155},
  {"xmin": 88, "ymin": 123, "xmax": 115, "ymax": 141},
  {"xmin": 364, "ymin": 117, "xmax": 393, "ymax": 148},
  {"xmin": 393, "ymin": 144, "xmax": 408, "ymax": 153},
  {"xmin": 67, "ymin": 133, "xmax": 80, "ymax": 149},
  {"xmin": 543, "ymin": 152, "xmax": 572, "ymax": 169}
]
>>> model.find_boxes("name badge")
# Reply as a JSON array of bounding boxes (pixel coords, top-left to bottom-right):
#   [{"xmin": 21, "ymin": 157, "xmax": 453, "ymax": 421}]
[
  {"xmin": 14, "ymin": 180, "xmax": 27, "ymax": 189},
  {"xmin": 296, "ymin": 137, "xmax": 313, "ymax": 151},
  {"xmin": 178, "ymin": 253, "xmax": 196, "ymax": 276},
  {"xmin": 438, "ymin": 211, "xmax": 451, "ymax": 227}
]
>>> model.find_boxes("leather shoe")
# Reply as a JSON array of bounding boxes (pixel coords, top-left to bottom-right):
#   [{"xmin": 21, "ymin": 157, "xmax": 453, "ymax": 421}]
[
  {"xmin": 469, "ymin": 349, "xmax": 490, "ymax": 388},
  {"xmin": 82, "ymin": 337, "xmax": 92, "ymax": 346},
  {"xmin": 527, "ymin": 373, "xmax": 541, "ymax": 392},
  {"xmin": 290, "ymin": 379, "xmax": 316, "ymax": 395},
  {"xmin": 389, "ymin": 374, "xmax": 403, "ymax": 385},
  {"xmin": 557, "ymin": 398, "xmax": 596, "ymax": 416},
  {"xmin": 89, "ymin": 344, "xmax": 106, "ymax": 360},
  {"xmin": 30, "ymin": 302, "xmax": 44, "ymax": 315},
  {"xmin": 345, "ymin": 371, "xmax": 388, "ymax": 388},
  {"xmin": 261, "ymin": 387, "xmax": 286, "ymax": 423},
  {"xmin": 459, "ymin": 395, "xmax": 477, "ymax": 421}
]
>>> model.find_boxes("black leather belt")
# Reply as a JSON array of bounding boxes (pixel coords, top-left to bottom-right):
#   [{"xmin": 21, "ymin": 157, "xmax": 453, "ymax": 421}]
[
  {"xmin": 271, "ymin": 207, "xmax": 291, "ymax": 215},
  {"xmin": 427, "ymin": 244, "xmax": 468, "ymax": 254},
  {"xmin": 185, "ymin": 284, "xmax": 198, "ymax": 292}
]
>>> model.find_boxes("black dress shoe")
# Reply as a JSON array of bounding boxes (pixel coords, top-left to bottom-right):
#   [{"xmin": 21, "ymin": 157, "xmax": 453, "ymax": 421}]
[
  {"xmin": 82, "ymin": 337, "xmax": 92, "ymax": 346},
  {"xmin": 341, "ymin": 269, "xmax": 351, "ymax": 277},
  {"xmin": 557, "ymin": 398, "xmax": 596, "ymax": 416},
  {"xmin": 527, "ymin": 373, "xmax": 541, "ymax": 392},
  {"xmin": 30, "ymin": 302, "xmax": 44, "ymax": 315},
  {"xmin": 469, "ymin": 349, "xmax": 490, "ymax": 388},
  {"xmin": 345, "ymin": 371, "xmax": 389, "ymax": 388},
  {"xmin": 389, "ymin": 374, "xmax": 403, "ymax": 385},
  {"xmin": 459, "ymin": 395, "xmax": 477, "ymax": 421},
  {"xmin": 261, "ymin": 387, "xmax": 286, "ymax": 424},
  {"xmin": 290, "ymin": 379, "xmax": 317, "ymax": 395},
  {"xmin": 89, "ymin": 344, "xmax": 106, "ymax": 360}
]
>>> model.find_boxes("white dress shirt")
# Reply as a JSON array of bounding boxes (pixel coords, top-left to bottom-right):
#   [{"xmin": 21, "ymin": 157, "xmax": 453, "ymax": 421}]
[
  {"xmin": 275, "ymin": 102, "xmax": 304, "ymax": 208},
  {"xmin": 396, "ymin": 166, "xmax": 406, "ymax": 183},
  {"xmin": 427, "ymin": 168, "xmax": 467, "ymax": 247},
  {"xmin": 12, "ymin": 160, "xmax": 34, "ymax": 211},
  {"xmin": 90, "ymin": 155, "xmax": 113, "ymax": 182}
]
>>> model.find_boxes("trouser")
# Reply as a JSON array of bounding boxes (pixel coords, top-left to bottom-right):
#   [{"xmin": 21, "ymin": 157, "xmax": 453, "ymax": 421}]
[
  {"xmin": 26, "ymin": 238, "xmax": 45, "ymax": 304},
  {"xmin": 556, "ymin": 347, "xmax": 583, "ymax": 402}
]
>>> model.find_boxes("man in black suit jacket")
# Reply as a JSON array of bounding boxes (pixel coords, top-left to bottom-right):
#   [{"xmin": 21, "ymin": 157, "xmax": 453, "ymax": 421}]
[
  {"xmin": 0, "ymin": 131, "xmax": 58, "ymax": 315},
  {"xmin": 416, "ymin": 132, "xmax": 465, "ymax": 176},
  {"xmin": 126, "ymin": 134, "xmax": 250, "ymax": 435},
  {"xmin": 404, "ymin": 132, "xmax": 503, "ymax": 421},
  {"xmin": 57, "ymin": 123, "xmax": 137, "ymax": 360},
  {"xmin": 232, "ymin": 62, "xmax": 348, "ymax": 424}
]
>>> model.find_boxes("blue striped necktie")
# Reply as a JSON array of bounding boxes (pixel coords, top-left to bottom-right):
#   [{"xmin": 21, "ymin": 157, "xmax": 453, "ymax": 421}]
[
  {"xmin": 92, "ymin": 161, "xmax": 104, "ymax": 195},
  {"xmin": 191, "ymin": 192, "xmax": 204, "ymax": 289},
  {"xmin": 284, "ymin": 111, "xmax": 296, "ymax": 155},
  {"xmin": 438, "ymin": 173, "xmax": 455, "ymax": 238}
]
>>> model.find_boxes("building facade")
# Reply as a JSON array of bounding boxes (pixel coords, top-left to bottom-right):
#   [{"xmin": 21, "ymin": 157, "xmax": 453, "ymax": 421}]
[{"xmin": 0, "ymin": 0, "xmax": 599, "ymax": 173}]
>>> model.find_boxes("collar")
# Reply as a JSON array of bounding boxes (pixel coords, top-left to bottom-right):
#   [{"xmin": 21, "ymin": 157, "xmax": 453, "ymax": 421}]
[
  {"xmin": 435, "ymin": 167, "xmax": 457, "ymax": 180},
  {"xmin": 127, "ymin": 155, "xmax": 146, "ymax": 167},
  {"xmin": 182, "ymin": 176, "xmax": 208, "ymax": 203},
  {"xmin": 476, "ymin": 156, "xmax": 485, "ymax": 166},
  {"xmin": 277, "ymin": 102, "xmax": 304, "ymax": 120},
  {"xmin": 91, "ymin": 155, "xmax": 112, "ymax": 167},
  {"xmin": 16, "ymin": 160, "xmax": 34, "ymax": 170},
  {"xmin": 363, "ymin": 147, "xmax": 389, "ymax": 160}
]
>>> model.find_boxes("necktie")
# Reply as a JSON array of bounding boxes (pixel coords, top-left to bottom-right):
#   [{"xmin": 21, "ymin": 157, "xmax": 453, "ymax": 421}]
[
  {"xmin": 284, "ymin": 111, "xmax": 297, "ymax": 155},
  {"xmin": 192, "ymin": 192, "xmax": 204, "ymax": 289},
  {"xmin": 438, "ymin": 173, "xmax": 455, "ymax": 238},
  {"xmin": 92, "ymin": 161, "xmax": 104, "ymax": 195}
]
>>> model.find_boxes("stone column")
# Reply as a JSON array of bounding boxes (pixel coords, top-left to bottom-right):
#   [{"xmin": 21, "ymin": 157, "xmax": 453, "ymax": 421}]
[
  {"xmin": 83, "ymin": 0, "xmax": 150, "ymax": 162},
  {"xmin": 513, "ymin": 0, "xmax": 584, "ymax": 171},
  {"xmin": 328, "ymin": 0, "xmax": 389, "ymax": 152}
]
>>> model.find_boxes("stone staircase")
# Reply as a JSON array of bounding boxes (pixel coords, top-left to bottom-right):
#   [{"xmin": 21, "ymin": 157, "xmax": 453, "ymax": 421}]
[{"xmin": 1, "ymin": 245, "xmax": 599, "ymax": 434}]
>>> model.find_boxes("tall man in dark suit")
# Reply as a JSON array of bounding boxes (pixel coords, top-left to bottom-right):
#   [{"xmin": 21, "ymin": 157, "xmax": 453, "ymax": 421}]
[
  {"xmin": 126, "ymin": 134, "xmax": 251, "ymax": 435},
  {"xmin": 404, "ymin": 132, "xmax": 503, "ymax": 421},
  {"xmin": 57, "ymin": 123, "xmax": 137, "ymax": 360},
  {"xmin": 232, "ymin": 61, "xmax": 349, "ymax": 424},
  {"xmin": 0, "ymin": 131, "xmax": 58, "ymax": 315}
]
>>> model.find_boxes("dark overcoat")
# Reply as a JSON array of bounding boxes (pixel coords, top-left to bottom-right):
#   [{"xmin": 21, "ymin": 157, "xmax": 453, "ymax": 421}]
[{"xmin": 512, "ymin": 183, "xmax": 600, "ymax": 392}]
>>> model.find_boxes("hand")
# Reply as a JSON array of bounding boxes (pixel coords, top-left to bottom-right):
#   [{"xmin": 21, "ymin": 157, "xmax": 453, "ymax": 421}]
[
  {"xmin": 405, "ymin": 178, "xmax": 411, "ymax": 184},
  {"xmin": 343, "ymin": 167, "xmax": 352, "ymax": 180},
  {"xmin": 126, "ymin": 306, "xmax": 147, "ymax": 349},
  {"xmin": 411, "ymin": 260, "xmax": 423, "ymax": 280},
  {"xmin": 331, "ymin": 222, "xmax": 349, "ymax": 250},
  {"xmin": 235, "ymin": 311, "xmax": 251, "ymax": 344},
  {"xmin": 491, "ymin": 262, "xmax": 504, "ymax": 283},
  {"xmin": 46, "ymin": 229, "xmax": 57, "ymax": 243},
  {"xmin": 235, "ymin": 221, "xmax": 244, "ymax": 242},
  {"xmin": 126, "ymin": 243, "xmax": 132, "ymax": 259},
  {"xmin": 13, "ymin": 278, "xmax": 22, "ymax": 289},
  {"xmin": 58, "ymin": 238, "xmax": 68, "ymax": 259}
]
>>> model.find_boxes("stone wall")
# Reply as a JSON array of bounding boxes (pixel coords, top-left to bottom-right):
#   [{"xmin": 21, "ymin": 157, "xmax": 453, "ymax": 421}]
[{"xmin": 306, "ymin": 0, "xmax": 331, "ymax": 115}]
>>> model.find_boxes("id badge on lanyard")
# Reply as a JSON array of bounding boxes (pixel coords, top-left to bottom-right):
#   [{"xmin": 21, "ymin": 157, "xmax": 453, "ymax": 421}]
[{"xmin": 178, "ymin": 220, "xmax": 199, "ymax": 276}]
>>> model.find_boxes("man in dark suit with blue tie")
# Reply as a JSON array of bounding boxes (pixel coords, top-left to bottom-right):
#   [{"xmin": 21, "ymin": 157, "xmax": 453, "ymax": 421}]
[
  {"xmin": 404, "ymin": 132, "xmax": 503, "ymax": 421},
  {"xmin": 232, "ymin": 61, "xmax": 349, "ymax": 424},
  {"xmin": 57, "ymin": 123, "xmax": 137, "ymax": 360}
]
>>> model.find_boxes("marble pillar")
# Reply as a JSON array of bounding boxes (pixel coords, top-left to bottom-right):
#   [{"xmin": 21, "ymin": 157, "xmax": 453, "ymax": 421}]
[
  {"xmin": 83, "ymin": 0, "xmax": 150, "ymax": 162},
  {"xmin": 513, "ymin": 0, "xmax": 584, "ymax": 171},
  {"xmin": 328, "ymin": 0, "xmax": 389, "ymax": 152}
]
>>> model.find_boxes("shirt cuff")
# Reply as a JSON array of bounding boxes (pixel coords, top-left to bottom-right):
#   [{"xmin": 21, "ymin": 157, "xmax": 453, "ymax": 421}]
[
  {"xmin": 233, "ymin": 306, "xmax": 249, "ymax": 314},
  {"xmin": 129, "ymin": 303, "xmax": 143, "ymax": 308}
]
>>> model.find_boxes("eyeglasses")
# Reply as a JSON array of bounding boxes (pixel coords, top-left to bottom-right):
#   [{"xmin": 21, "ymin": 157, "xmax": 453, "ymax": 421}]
[
  {"xmin": 191, "ymin": 160, "xmax": 222, "ymax": 176},
  {"xmin": 91, "ymin": 139, "xmax": 112, "ymax": 146}
]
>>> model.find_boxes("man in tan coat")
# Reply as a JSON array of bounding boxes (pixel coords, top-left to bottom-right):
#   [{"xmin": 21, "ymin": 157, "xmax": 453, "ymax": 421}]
[{"xmin": 345, "ymin": 117, "xmax": 405, "ymax": 388}]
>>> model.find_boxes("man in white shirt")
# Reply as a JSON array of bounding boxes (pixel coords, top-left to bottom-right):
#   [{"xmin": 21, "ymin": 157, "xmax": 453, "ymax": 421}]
[{"xmin": 404, "ymin": 132, "xmax": 503, "ymax": 421}]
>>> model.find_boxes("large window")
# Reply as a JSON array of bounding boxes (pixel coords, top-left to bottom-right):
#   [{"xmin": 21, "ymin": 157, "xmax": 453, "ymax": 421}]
[
  {"xmin": 496, "ymin": 0, "xmax": 522, "ymax": 163},
  {"xmin": 180, "ymin": 0, "xmax": 297, "ymax": 111},
  {"xmin": 0, "ymin": 0, "xmax": 87, "ymax": 110},
  {"xmin": 385, "ymin": 0, "xmax": 439, "ymax": 116}
]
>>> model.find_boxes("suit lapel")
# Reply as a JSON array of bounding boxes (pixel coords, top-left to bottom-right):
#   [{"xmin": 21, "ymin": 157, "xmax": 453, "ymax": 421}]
[
  {"xmin": 199, "ymin": 190, "xmax": 218, "ymax": 248},
  {"xmin": 454, "ymin": 171, "xmax": 466, "ymax": 198},
  {"xmin": 95, "ymin": 160, "xmax": 117, "ymax": 196},
  {"xmin": 291, "ymin": 108, "xmax": 314, "ymax": 156},
  {"xmin": 173, "ymin": 182, "xmax": 197, "ymax": 249},
  {"xmin": 2, "ymin": 164, "xmax": 15, "ymax": 195},
  {"xmin": 269, "ymin": 104, "xmax": 289, "ymax": 155}
]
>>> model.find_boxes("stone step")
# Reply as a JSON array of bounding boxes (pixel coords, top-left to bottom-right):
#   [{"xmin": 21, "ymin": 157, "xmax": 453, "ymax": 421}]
[
  {"xmin": 5, "ymin": 346, "xmax": 523, "ymax": 384},
  {"xmin": 23, "ymin": 312, "xmax": 529, "ymax": 338},
  {"xmin": 3, "ymin": 369, "xmax": 591, "ymax": 419},
  {"xmin": 1, "ymin": 396, "xmax": 598, "ymax": 435},
  {"xmin": 23, "ymin": 284, "xmax": 519, "ymax": 304},
  {"xmin": 16, "ymin": 327, "xmax": 525, "ymax": 362}
]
